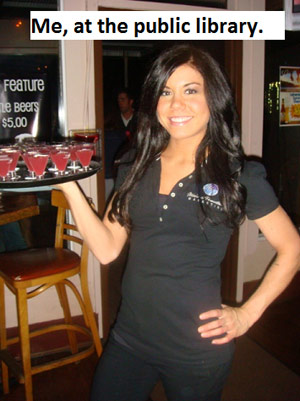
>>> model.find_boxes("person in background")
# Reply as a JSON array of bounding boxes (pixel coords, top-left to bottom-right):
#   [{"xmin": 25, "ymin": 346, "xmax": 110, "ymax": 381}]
[
  {"xmin": 116, "ymin": 87, "xmax": 136, "ymax": 139},
  {"xmin": 57, "ymin": 44, "xmax": 300, "ymax": 401},
  {"xmin": 104, "ymin": 88, "xmax": 137, "ymax": 200},
  {"xmin": 104, "ymin": 87, "xmax": 137, "ymax": 141}
]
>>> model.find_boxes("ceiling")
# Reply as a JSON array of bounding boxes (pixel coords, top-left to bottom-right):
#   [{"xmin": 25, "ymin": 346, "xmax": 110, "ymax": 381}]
[
  {"xmin": 0, "ymin": 0, "xmax": 228, "ymax": 13},
  {"xmin": 128, "ymin": 0, "xmax": 227, "ymax": 8},
  {"xmin": 0, "ymin": 0, "xmax": 57, "ymax": 18},
  {"xmin": 0, "ymin": 0, "xmax": 229, "ymax": 19},
  {"xmin": 0, "ymin": 0, "xmax": 57, "ymax": 8}
]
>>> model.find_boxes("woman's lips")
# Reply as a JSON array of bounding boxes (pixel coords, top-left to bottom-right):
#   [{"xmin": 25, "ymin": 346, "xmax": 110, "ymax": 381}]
[{"xmin": 169, "ymin": 116, "xmax": 193, "ymax": 125}]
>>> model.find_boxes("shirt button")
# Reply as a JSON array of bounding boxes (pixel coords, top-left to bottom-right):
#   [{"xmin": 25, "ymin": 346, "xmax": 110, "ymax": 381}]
[
  {"xmin": 163, "ymin": 204, "xmax": 168, "ymax": 210},
  {"xmin": 170, "ymin": 192, "xmax": 176, "ymax": 197},
  {"xmin": 159, "ymin": 217, "xmax": 163, "ymax": 222},
  {"xmin": 188, "ymin": 174, "xmax": 193, "ymax": 179},
  {"xmin": 178, "ymin": 182, "xmax": 183, "ymax": 187}
]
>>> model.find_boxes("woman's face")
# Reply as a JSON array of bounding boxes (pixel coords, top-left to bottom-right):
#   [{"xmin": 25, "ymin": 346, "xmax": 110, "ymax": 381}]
[{"xmin": 156, "ymin": 63, "xmax": 210, "ymax": 145}]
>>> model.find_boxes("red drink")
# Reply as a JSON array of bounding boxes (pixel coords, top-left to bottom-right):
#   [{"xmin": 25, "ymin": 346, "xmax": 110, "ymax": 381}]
[
  {"xmin": 75, "ymin": 148, "xmax": 93, "ymax": 170},
  {"xmin": 66, "ymin": 144, "xmax": 80, "ymax": 170},
  {"xmin": 0, "ymin": 157, "xmax": 12, "ymax": 180},
  {"xmin": 22, "ymin": 152, "xmax": 34, "ymax": 172},
  {"xmin": 72, "ymin": 130, "xmax": 100, "ymax": 157},
  {"xmin": 5, "ymin": 149, "xmax": 21, "ymax": 171},
  {"xmin": 70, "ymin": 146, "xmax": 78, "ymax": 161},
  {"xmin": 50, "ymin": 151, "xmax": 70, "ymax": 174},
  {"xmin": 28, "ymin": 153, "xmax": 49, "ymax": 178},
  {"xmin": 74, "ymin": 132, "xmax": 98, "ymax": 143},
  {"xmin": 22, "ymin": 151, "xmax": 37, "ymax": 179}
]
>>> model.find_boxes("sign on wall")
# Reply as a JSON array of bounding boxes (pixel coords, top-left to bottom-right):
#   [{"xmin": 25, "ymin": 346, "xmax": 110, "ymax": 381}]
[
  {"xmin": 0, "ymin": 74, "xmax": 48, "ymax": 142},
  {"xmin": 279, "ymin": 66, "xmax": 300, "ymax": 126},
  {"xmin": 0, "ymin": 54, "xmax": 60, "ymax": 144}
]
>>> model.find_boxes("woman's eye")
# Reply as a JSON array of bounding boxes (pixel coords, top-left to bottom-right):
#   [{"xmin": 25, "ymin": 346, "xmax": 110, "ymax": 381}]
[
  {"xmin": 185, "ymin": 88, "xmax": 197, "ymax": 94},
  {"xmin": 161, "ymin": 89, "xmax": 171, "ymax": 96}
]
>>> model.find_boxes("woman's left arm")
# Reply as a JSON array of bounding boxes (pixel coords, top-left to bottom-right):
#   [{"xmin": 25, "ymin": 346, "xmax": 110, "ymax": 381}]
[{"xmin": 198, "ymin": 205, "xmax": 300, "ymax": 345}]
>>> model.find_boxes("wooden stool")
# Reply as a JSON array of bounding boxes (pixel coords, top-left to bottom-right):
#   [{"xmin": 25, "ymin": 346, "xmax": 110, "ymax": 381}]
[{"xmin": 0, "ymin": 190, "xmax": 102, "ymax": 401}]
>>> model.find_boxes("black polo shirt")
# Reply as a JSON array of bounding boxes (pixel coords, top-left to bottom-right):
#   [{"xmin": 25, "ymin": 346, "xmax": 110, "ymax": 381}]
[{"xmin": 112, "ymin": 158, "xmax": 279, "ymax": 367}]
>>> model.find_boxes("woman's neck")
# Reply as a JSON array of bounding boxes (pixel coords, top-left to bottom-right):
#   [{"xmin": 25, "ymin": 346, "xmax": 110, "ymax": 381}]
[{"xmin": 162, "ymin": 138, "xmax": 199, "ymax": 164}]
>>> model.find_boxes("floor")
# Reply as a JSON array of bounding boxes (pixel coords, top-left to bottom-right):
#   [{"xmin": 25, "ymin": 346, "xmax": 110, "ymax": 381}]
[
  {"xmin": 1, "ymin": 334, "xmax": 300, "ymax": 401},
  {"xmin": 1, "ymin": 251, "xmax": 300, "ymax": 401}
]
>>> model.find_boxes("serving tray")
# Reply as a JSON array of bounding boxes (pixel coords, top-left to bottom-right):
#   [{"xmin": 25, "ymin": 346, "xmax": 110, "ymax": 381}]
[{"xmin": 0, "ymin": 159, "xmax": 102, "ymax": 189}]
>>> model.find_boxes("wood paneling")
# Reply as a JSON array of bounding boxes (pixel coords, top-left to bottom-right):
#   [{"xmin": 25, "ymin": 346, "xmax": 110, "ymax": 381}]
[{"xmin": 221, "ymin": 40, "xmax": 243, "ymax": 305}]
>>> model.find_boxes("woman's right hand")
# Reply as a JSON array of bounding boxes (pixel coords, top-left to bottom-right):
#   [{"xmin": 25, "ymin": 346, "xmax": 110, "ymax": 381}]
[
  {"xmin": 52, "ymin": 182, "xmax": 128, "ymax": 265},
  {"xmin": 52, "ymin": 180, "xmax": 77, "ymax": 192}
]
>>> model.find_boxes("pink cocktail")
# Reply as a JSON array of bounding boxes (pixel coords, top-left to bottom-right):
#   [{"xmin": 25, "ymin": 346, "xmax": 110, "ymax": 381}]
[
  {"xmin": 71, "ymin": 130, "xmax": 100, "ymax": 158},
  {"xmin": 74, "ymin": 132, "xmax": 98, "ymax": 143},
  {"xmin": 68, "ymin": 144, "xmax": 80, "ymax": 170},
  {"xmin": 0, "ymin": 156, "xmax": 12, "ymax": 181},
  {"xmin": 5, "ymin": 148, "xmax": 21, "ymax": 179},
  {"xmin": 22, "ymin": 151, "xmax": 36, "ymax": 179},
  {"xmin": 50, "ymin": 150, "xmax": 70, "ymax": 175},
  {"xmin": 75, "ymin": 146, "xmax": 93, "ymax": 171},
  {"xmin": 49, "ymin": 144, "xmax": 68, "ymax": 173},
  {"xmin": 27, "ymin": 153, "xmax": 49, "ymax": 179}
]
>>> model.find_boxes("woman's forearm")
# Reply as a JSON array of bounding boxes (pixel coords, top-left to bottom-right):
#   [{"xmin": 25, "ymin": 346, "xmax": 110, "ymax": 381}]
[
  {"xmin": 241, "ymin": 250, "xmax": 300, "ymax": 326},
  {"xmin": 242, "ymin": 207, "xmax": 300, "ymax": 326},
  {"xmin": 198, "ymin": 206, "xmax": 300, "ymax": 344},
  {"xmin": 57, "ymin": 181, "xmax": 127, "ymax": 264}
]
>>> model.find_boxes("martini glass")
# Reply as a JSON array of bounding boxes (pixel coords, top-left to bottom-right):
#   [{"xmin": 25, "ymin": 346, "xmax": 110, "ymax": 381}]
[
  {"xmin": 67, "ymin": 143, "xmax": 81, "ymax": 171},
  {"xmin": 69, "ymin": 129, "xmax": 101, "ymax": 159},
  {"xmin": 75, "ymin": 144, "xmax": 94, "ymax": 171},
  {"xmin": 4, "ymin": 148, "xmax": 21, "ymax": 180},
  {"xmin": 27, "ymin": 152, "xmax": 49, "ymax": 179},
  {"xmin": 22, "ymin": 150, "xmax": 36, "ymax": 179},
  {"xmin": 49, "ymin": 144, "xmax": 68, "ymax": 174},
  {"xmin": 50, "ymin": 149, "xmax": 70, "ymax": 175},
  {"xmin": 48, "ymin": 144, "xmax": 63, "ymax": 173},
  {"xmin": 0, "ymin": 155, "xmax": 12, "ymax": 181}
]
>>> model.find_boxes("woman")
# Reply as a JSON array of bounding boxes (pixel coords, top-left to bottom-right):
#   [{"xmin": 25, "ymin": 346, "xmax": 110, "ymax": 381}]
[{"xmin": 58, "ymin": 44, "xmax": 300, "ymax": 401}]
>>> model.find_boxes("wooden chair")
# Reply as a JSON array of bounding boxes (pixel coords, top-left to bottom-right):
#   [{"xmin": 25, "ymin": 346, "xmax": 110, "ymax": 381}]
[{"xmin": 0, "ymin": 189, "xmax": 102, "ymax": 401}]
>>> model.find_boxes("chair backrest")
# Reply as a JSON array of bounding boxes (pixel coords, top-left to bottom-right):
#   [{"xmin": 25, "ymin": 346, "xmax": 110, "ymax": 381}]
[{"xmin": 51, "ymin": 189, "xmax": 89, "ymax": 267}]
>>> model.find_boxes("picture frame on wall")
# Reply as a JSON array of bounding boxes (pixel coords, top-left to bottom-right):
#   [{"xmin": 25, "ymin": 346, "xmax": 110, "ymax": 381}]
[
  {"xmin": 293, "ymin": 0, "xmax": 300, "ymax": 13},
  {"xmin": 285, "ymin": 0, "xmax": 300, "ymax": 29},
  {"xmin": 279, "ymin": 66, "xmax": 300, "ymax": 127}
]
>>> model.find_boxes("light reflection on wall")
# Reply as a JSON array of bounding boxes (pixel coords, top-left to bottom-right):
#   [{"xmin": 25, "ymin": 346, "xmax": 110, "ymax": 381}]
[
  {"xmin": 265, "ymin": 81, "xmax": 280, "ymax": 115},
  {"xmin": 31, "ymin": 110, "xmax": 39, "ymax": 138}
]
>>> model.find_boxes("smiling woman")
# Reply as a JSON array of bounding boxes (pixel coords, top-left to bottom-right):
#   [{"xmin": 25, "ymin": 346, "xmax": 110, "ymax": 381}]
[
  {"xmin": 156, "ymin": 64, "xmax": 210, "ymax": 145},
  {"xmin": 57, "ymin": 43, "xmax": 300, "ymax": 401}
]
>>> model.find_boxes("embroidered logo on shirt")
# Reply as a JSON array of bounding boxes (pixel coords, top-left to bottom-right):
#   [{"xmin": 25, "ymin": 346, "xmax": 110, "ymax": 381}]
[
  {"xmin": 200, "ymin": 196, "xmax": 223, "ymax": 209},
  {"xmin": 187, "ymin": 190, "xmax": 223, "ymax": 210},
  {"xmin": 203, "ymin": 183, "xmax": 219, "ymax": 196},
  {"xmin": 187, "ymin": 192, "xmax": 200, "ymax": 202}
]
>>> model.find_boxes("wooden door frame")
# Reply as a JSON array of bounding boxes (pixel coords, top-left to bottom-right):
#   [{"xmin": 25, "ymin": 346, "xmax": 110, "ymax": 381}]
[
  {"xmin": 94, "ymin": 40, "xmax": 111, "ymax": 338},
  {"xmin": 221, "ymin": 40, "xmax": 243, "ymax": 305}
]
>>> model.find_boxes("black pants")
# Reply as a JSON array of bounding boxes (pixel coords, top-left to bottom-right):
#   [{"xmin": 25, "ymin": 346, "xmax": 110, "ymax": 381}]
[{"xmin": 90, "ymin": 338, "xmax": 232, "ymax": 401}]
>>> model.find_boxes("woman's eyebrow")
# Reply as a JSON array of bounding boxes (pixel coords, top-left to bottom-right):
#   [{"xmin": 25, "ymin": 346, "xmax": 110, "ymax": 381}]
[
  {"xmin": 162, "ymin": 81, "xmax": 202, "ymax": 89},
  {"xmin": 183, "ymin": 81, "xmax": 202, "ymax": 87}
]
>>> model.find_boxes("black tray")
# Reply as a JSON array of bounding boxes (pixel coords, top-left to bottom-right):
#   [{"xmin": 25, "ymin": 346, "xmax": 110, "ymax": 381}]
[{"xmin": 0, "ymin": 159, "xmax": 102, "ymax": 189}]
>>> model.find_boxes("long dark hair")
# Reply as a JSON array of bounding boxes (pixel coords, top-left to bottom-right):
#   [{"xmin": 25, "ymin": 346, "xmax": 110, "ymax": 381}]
[{"xmin": 109, "ymin": 43, "xmax": 246, "ymax": 229}]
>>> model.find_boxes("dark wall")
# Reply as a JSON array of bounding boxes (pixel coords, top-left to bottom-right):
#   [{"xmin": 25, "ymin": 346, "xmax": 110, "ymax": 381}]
[{"xmin": 263, "ymin": 30, "xmax": 300, "ymax": 227}]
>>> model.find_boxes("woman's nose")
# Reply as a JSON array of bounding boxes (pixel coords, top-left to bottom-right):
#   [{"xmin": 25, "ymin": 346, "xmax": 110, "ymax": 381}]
[{"xmin": 170, "ymin": 93, "xmax": 185, "ymax": 109}]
